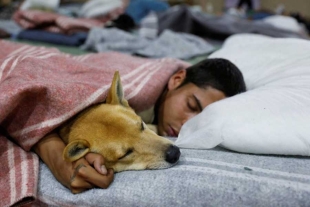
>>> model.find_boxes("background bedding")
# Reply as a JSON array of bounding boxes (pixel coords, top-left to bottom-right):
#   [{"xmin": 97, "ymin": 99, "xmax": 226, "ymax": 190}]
[
  {"xmin": 139, "ymin": 5, "xmax": 309, "ymax": 42},
  {"xmin": 81, "ymin": 28, "xmax": 215, "ymax": 59}
]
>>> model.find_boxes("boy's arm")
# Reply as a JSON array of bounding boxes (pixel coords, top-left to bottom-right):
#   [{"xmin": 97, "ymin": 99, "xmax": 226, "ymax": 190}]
[{"xmin": 33, "ymin": 132, "xmax": 114, "ymax": 193}]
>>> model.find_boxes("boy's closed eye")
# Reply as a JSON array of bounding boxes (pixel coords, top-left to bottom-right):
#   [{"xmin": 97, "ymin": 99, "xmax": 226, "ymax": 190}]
[
  {"xmin": 187, "ymin": 95, "xmax": 202, "ymax": 112},
  {"xmin": 187, "ymin": 100, "xmax": 197, "ymax": 111}
]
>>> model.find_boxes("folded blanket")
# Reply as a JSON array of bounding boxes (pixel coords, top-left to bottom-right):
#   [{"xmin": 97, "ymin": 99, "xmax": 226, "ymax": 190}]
[
  {"xmin": 136, "ymin": 29, "xmax": 215, "ymax": 59},
  {"xmin": 81, "ymin": 27, "xmax": 150, "ymax": 53},
  {"xmin": 0, "ymin": 40, "xmax": 189, "ymax": 206},
  {"xmin": 16, "ymin": 30, "xmax": 88, "ymax": 46},
  {"xmin": 13, "ymin": 9, "xmax": 112, "ymax": 34},
  {"xmin": 81, "ymin": 27, "xmax": 215, "ymax": 59}
]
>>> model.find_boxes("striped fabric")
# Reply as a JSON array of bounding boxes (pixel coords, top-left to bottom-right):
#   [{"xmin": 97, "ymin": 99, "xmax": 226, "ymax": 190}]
[
  {"xmin": 0, "ymin": 40, "xmax": 189, "ymax": 206},
  {"xmin": 33, "ymin": 144, "xmax": 310, "ymax": 207},
  {"xmin": 12, "ymin": 9, "xmax": 122, "ymax": 34},
  {"xmin": 35, "ymin": 145, "xmax": 310, "ymax": 207},
  {"xmin": 0, "ymin": 137, "xmax": 38, "ymax": 207}
]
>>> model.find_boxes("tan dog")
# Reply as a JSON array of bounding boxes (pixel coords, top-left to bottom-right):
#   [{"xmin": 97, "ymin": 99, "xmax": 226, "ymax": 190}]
[{"xmin": 59, "ymin": 71, "xmax": 180, "ymax": 172}]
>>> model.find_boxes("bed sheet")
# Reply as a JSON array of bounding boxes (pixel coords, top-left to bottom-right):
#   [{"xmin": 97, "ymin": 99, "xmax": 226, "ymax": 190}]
[{"xmin": 35, "ymin": 139, "xmax": 310, "ymax": 207}]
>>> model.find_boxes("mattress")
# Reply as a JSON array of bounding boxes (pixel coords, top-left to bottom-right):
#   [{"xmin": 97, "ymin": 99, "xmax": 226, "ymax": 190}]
[{"xmin": 35, "ymin": 139, "xmax": 310, "ymax": 207}]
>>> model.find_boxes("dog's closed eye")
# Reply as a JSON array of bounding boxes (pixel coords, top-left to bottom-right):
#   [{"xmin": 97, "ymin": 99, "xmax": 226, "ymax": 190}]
[{"xmin": 118, "ymin": 149, "xmax": 133, "ymax": 160}]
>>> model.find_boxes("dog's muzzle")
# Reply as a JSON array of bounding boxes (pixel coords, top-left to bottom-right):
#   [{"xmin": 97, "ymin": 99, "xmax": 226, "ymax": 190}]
[{"xmin": 165, "ymin": 145, "xmax": 180, "ymax": 164}]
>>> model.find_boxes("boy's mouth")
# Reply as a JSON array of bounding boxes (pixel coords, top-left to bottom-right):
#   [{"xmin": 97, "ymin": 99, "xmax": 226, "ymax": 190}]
[{"xmin": 167, "ymin": 125, "xmax": 178, "ymax": 137}]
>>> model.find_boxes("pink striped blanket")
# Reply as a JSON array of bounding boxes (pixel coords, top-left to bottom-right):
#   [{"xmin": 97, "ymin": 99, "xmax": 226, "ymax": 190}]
[
  {"xmin": 0, "ymin": 40, "xmax": 189, "ymax": 207},
  {"xmin": 13, "ymin": 8, "xmax": 123, "ymax": 34}
]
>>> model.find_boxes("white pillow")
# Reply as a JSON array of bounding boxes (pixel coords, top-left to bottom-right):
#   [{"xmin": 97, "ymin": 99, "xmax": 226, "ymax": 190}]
[
  {"xmin": 176, "ymin": 34, "xmax": 310, "ymax": 156},
  {"xmin": 262, "ymin": 15, "xmax": 304, "ymax": 34}
]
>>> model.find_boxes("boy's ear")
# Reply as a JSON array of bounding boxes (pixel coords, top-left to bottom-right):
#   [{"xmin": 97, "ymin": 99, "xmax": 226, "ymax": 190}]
[
  {"xmin": 106, "ymin": 71, "xmax": 129, "ymax": 107},
  {"xmin": 63, "ymin": 139, "xmax": 90, "ymax": 162},
  {"xmin": 167, "ymin": 69, "xmax": 186, "ymax": 90}
]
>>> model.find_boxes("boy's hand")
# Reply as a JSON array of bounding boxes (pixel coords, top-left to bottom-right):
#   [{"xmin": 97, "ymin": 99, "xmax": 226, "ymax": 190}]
[
  {"xmin": 68, "ymin": 153, "xmax": 114, "ymax": 193},
  {"xmin": 33, "ymin": 133, "xmax": 114, "ymax": 193}
]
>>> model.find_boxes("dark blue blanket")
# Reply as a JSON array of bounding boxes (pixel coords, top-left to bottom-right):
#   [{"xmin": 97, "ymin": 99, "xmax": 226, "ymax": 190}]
[{"xmin": 16, "ymin": 30, "xmax": 88, "ymax": 46}]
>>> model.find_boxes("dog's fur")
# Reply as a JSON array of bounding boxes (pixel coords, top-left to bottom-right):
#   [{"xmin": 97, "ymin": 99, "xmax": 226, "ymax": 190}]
[{"xmin": 59, "ymin": 71, "xmax": 180, "ymax": 172}]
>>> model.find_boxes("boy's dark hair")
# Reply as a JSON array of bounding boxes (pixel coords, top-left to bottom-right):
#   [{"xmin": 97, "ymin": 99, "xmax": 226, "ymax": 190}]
[{"xmin": 179, "ymin": 58, "xmax": 246, "ymax": 97}]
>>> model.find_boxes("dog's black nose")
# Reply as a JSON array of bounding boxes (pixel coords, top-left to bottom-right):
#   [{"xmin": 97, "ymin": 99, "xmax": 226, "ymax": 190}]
[{"xmin": 165, "ymin": 145, "xmax": 180, "ymax": 164}]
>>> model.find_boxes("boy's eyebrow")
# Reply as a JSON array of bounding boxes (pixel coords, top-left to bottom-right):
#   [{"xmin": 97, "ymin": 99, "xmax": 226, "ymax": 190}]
[{"xmin": 193, "ymin": 95, "xmax": 203, "ymax": 112}]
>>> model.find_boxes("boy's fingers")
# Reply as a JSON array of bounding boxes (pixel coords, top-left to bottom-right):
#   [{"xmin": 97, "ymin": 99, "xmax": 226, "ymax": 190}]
[
  {"xmin": 73, "ymin": 159, "xmax": 114, "ymax": 189},
  {"xmin": 87, "ymin": 169, "xmax": 114, "ymax": 189},
  {"xmin": 85, "ymin": 168, "xmax": 114, "ymax": 189},
  {"xmin": 85, "ymin": 153, "xmax": 107, "ymax": 175},
  {"xmin": 70, "ymin": 180, "xmax": 94, "ymax": 194}
]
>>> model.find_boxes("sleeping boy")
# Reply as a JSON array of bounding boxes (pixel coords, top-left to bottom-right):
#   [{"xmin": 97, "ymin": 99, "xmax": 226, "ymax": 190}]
[{"xmin": 33, "ymin": 58, "xmax": 246, "ymax": 193}]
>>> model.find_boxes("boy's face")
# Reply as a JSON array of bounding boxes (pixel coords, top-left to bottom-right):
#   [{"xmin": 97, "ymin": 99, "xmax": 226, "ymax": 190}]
[{"xmin": 157, "ymin": 69, "xmax": 226, "ymax": 137}]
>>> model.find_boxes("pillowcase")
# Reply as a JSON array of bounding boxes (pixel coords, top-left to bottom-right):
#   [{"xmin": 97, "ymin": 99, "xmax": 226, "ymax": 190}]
[{"xmin": 175, "ymin": 34, "xmax": 310, "ymax": 156}]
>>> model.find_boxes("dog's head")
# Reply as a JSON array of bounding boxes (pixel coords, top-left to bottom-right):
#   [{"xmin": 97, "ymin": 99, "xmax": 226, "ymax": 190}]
[{"xmin": 60, "ymin": 71, "xmax": 180, "ymax": 172}]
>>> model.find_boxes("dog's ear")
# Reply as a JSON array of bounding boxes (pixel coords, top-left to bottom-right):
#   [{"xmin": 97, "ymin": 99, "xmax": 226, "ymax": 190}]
[
  {"xmin": 63, "ymin": 139, "xmax": 90, "ymax": 162},
  {"xmin": 106, "ymin": 71, "xmax": 129, "ymax": 107}
]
